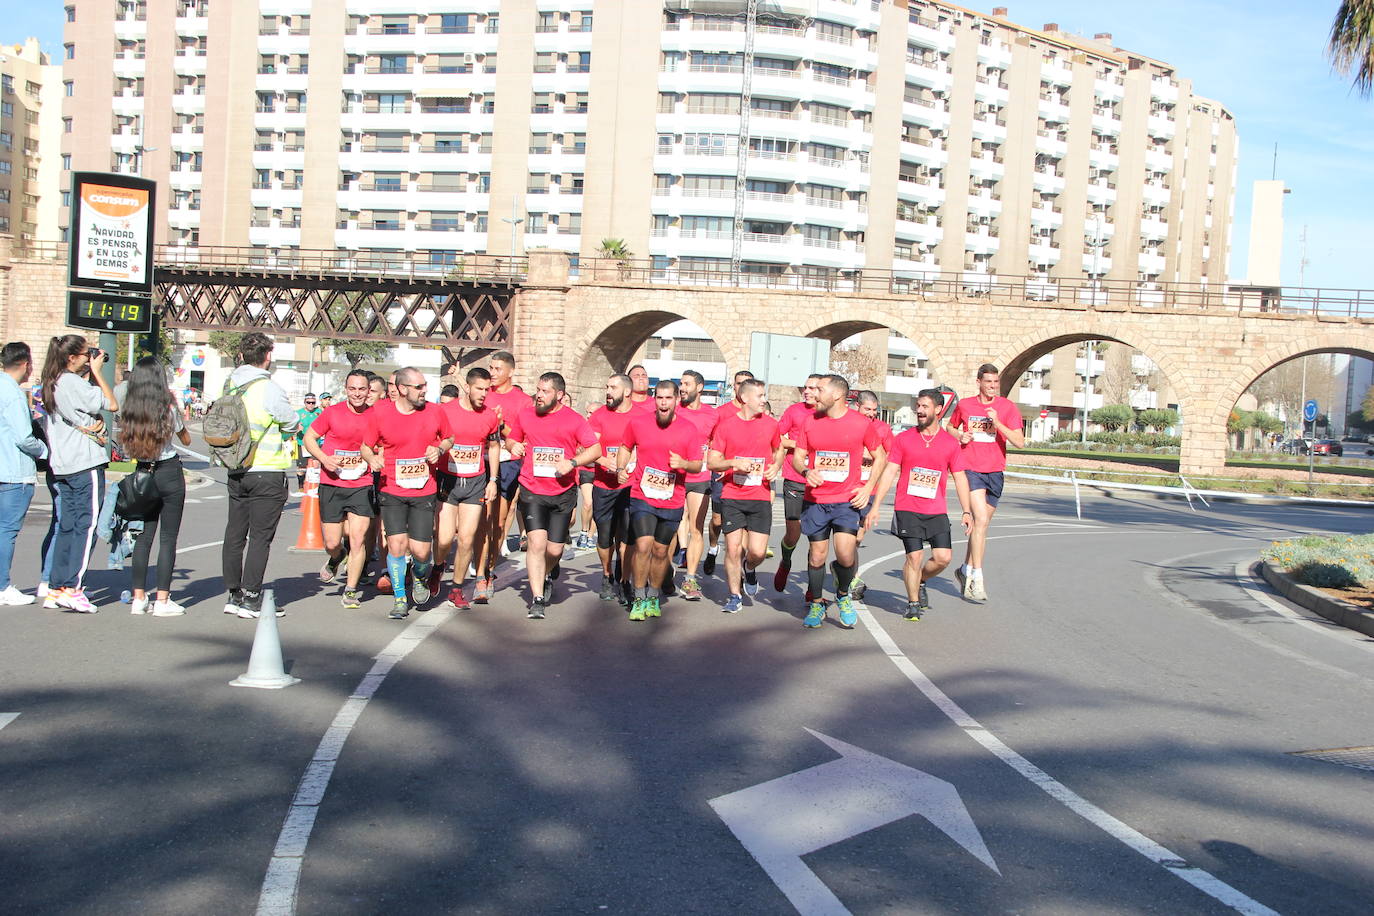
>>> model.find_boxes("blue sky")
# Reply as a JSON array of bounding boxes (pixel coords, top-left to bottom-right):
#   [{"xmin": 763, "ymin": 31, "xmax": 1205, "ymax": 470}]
[{"xmin": 9, "ymin": 1, "xmax": 1371, "ymax": 289}]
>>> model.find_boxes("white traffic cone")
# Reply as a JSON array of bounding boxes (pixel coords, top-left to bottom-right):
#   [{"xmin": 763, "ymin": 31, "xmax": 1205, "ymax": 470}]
[{"xmin": 230, "ymin": 589, "xmax": 301, "ymax": 689}]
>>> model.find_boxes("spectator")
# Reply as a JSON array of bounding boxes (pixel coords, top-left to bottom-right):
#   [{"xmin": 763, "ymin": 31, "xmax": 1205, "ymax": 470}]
[
  {"xmin": 0, "ymin": 342, "xmax": 48, "ymax": 605},
  {"xmin": 221, "ymin": 333, "xmax": 300, "ymax": 619},
  {"xmin": 295, "ymin": 392, "xmax": 320, "ymax": 488},
  {"xmin": 119, "ymin": 357, "xmax": 192, "ymax": 617},
  {"xmin": 39, "ymin": 335, "xmax": 118, "ymax": 613}
]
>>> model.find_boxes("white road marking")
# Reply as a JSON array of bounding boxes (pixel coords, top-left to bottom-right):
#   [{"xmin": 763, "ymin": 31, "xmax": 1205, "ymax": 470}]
[
  {"xmin": 1232, "ymin": 559, "xmax": 1374, "ymax": 651},
  {"xmin": 0, "ymin": 713, "xmax": 19, "ymax": 731},
  {"xmin": 177, "ymin": 540, "xmax": 224, "ymax": 556},
  {"xmin": 711, "ymin": 729, "xmax": 997, "ymax": 916},
  {"xmin": 855, "ymin": 533, "xmax": 1281, "ymax": 916}
]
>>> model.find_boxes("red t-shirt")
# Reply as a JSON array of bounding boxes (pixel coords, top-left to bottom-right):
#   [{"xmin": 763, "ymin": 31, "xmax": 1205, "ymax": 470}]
[
  {"xmin": 950, "ymin": 395, "xmax": 1022, "ymax": 473},
  {"xmin": 311, "ymin": 402, "xmax": 373, "ymax": 489},
  {"xmin": 710, "ymin": 410, "xmax": 782, "ymax": 501},
  {"xmin": 508, "ymin": 404, "xmax": 597, "ymax": 495},
  {"xmin": 861, "ymin": 418, "xmax": 896, "ymax": 483},
  {"xmin": 439, "ymin": 400, "xmax": 501, "ymax": 478},
  {"xmin": 677, "ymin": 403, "xmax": 718, "ymax": 484},
  {"xmin": 778, "ymin": 401, "xmax": 813, "ymax": 484},
  {"xmin": 485, "ymin": 385, "xmax": 533, "ymax": 462},
  {"xmin": 588, "ymin": 405, "xmax": 635, "ymax": 490},
  {"xmin": 629, "ymin": 395, "xmax": 656, "ymax": 414},
  {"xmin": 621, "ymin": 412, "xmax": 704, "ymax": 509},
  {"xmin": 363, "ymin": 400, "xmax": 451, "ymax": 497},
  {"xmin": 795, "ymin": 409, "xmax": 882, "ymax": 504},
  {"xmin": 888, "ymin": 428, "xmax": 966, "ymax": 514}
]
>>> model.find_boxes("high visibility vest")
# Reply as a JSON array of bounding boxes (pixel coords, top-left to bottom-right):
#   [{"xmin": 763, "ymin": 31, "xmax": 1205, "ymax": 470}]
[{"xmin": 241, "ymin": 379, "xmax": 292, "ymax": 471}]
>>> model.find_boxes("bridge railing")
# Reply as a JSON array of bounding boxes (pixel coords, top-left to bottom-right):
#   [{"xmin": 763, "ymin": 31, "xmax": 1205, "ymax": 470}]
[{"xmin": 572, "ymin": 257, "xmax": 1374, "ymax": 319}]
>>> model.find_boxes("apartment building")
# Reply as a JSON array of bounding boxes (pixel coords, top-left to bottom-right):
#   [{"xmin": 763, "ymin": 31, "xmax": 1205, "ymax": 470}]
[
  {"xmin": 1, "ymin": 38, "xmax": 63, "ymax": 242},
  {"xmin": 60, "ymin": 0, "xmax": 1235, "ymax": 285}
]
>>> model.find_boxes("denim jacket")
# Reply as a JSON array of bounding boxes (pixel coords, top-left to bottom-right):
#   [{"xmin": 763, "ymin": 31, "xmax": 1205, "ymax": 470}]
[{"xmin": 0, "ymin": 374, "xmax": 47, "ymax": 484}]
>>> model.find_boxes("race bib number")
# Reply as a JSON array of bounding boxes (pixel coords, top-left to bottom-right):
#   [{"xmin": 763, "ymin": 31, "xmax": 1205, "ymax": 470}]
[
  {"xmin": 604, "ymin": 445, "xmax": 619, "ymax": 461},
  {"xmin": 642, "ymin": 466, "xmax": 675, "ymax": 501},
  {"xmin": 335, "ymin": 449, "xmax": 365, "ymax": 481},
  {"xmin": 532, "ymin": 446, "xmax": 563, "ymax": 478},
  {"xmin": 732, "ymin": 457, "xmax": 765, "ymax": 488},
  {"xmin": 447, "ymin": 443, "xmax": 482, "ymax": 476},
  {"xmin": 815, "ymin": 450, "xmax": 850, "ymax": 483},
  {"xmin": 395, "ymin": 457, "xmax": 429, "ymax": 490},
  {"xmin": 499, "ymin": 445, "xmax": 513, "ymax": 462},
  {"xmin": 906, "ymin": 467, "xmax": 941, "ymax": 500},
  {"xmin": 860, "ymin": 453, "xmax": 875, "ymax": 483},
  {"xmin": 969, "ymin": 416, "xmax": 996, "ymax": 444}
]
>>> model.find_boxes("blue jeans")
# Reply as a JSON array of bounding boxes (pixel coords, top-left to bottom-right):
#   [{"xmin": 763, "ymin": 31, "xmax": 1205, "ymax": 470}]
[
  {"xmin": 0, "ymin": 482, "xmax": 35, "ymax": 590},
  {"xmin": 40, "ymin": 472, "xmax": 60, "ymax": 584},
  {"xmin": 50, "ymin": 467, "xmax": 105, "ymax": 591}
]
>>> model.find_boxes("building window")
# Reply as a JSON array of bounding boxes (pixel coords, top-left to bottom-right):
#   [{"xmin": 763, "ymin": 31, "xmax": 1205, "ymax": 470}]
[
  {"xmin": 0, "ymin": 102, "xmax": 10, "ymax": 118},
  {"xmin": 485, "ymin": 15, "xmax": 499, "ymax": 33},
  {"xmin": 438, "ymin": 13, "xmax": 470, "ymax": 33},
  {"xmin": 62, "ymin": 118, "xmax": 72, "ymax": 133},
  {"xmin": 64, "ymin": 81, "xmax": 73, "ymax": 97},
  {"xmin": 65, "ymin": 5, "xmax": 75, "ymax": 21},
  {"xmin": 64, "ymin": 44, "xmax": 74, "ymax": 60}
]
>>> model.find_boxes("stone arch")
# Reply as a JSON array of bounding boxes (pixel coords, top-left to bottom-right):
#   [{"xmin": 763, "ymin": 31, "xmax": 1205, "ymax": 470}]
[
  {"xmin": 565, "ymin": 302, "xmax": 747, "ymax": 409},
  {"xmin": 800, "ymin": 305, "xmax": 949, "ymax": 386},
  {"xmin": 993, "ymin": 324, "xmax": 1188, "ymax": 405}
]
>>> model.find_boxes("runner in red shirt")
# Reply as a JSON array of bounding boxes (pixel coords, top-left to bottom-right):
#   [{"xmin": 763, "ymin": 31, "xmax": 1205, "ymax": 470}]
[
  {"xmin": 616, "ymin": 379, "xmax": 704, "ymax": 621},
  {"xmin": 433, "ymin": 366, "xmax": 501, "ymax": 610},
  {"xmin": 707, "ymin": 378, "xmax": 783, "ymax": 613},
  {"xmin": 773, "ymin": 374, "xmax": 823, "ymax": 593},
  {"xmin": 360, "ymin": 367, "xmax": 453, "ymax": 620},
  {"xmin": 850, "ymin": 389, "xmax": 897, "ymax": 599},
  {"xmin": 791, "ymin": 375, "xmax": 884, "ymax": 629},
  {"xmin": 947, "ymin": 363, "xmax": 1025, "ymax": 602},
  {"xmin": 704, "ymin": 369, "xmax": 758, "ymax": 577},
  {"xmin": 674, "ymin": 370, "xmax": 718, "ymax": 601},
  {"xmin": 484, "ymin": 350, "xmax": 534, "ymax": 589},
  {"xmin": 865, "ymin": 389, "xmax": 972, "ymax": 621},
  {"xmin": 303, "ymin": 369, "xmax": 374, "ymax": 608},
  {"xmin": 587, "ymin": 373, "xmax": 635, "ymax": 604},
  {"xmin": 507, "ymin": 371, "xmax": 601, "ymax": 619},
  {"xmin": 627, "ymin": 364, "xmax": 655, "ymax": 413}
]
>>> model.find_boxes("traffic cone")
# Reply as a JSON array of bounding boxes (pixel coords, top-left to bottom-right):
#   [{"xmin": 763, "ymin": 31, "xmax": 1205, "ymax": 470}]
[
  {"xmin": 230, "ymin": 590, "xmax": 300, "ymax": 689},
  {"xmin": 290, "ymin": 459, "xmax": 325, "ymax": 552}
]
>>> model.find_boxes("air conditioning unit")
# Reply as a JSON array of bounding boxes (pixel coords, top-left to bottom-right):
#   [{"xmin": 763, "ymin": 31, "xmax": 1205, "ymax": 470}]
[
  {"xmin": 905, "ymin": 356, "xmax": 921, "ymax": 368},
  {"xmin": 461, "ymin": 53, "xmax": 475, "ymax": 64}
]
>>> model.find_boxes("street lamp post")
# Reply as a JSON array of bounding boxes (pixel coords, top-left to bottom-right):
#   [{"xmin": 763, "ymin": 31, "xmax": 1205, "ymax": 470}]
[
  {"xmin": 500, "ymin": 199, "xmax": 523, "ymax": 262},
  {"xmin": 1081, "ymin": 213, "xmax": 1107, "ymax": 442}
]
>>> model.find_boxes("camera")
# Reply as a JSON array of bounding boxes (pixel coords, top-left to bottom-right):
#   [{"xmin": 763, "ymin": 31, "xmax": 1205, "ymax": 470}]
[{"xmin": 88, "ymin": 347, "xmax": 103, "ymax": 360}]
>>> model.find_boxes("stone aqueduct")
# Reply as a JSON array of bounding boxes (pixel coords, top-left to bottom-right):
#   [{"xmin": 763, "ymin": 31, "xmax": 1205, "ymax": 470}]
[
  {"xmin": 5, "ymin": 241, "xmax": 1374, "ymax": 478},
  {"xmin": 512, "ymin": 253, "xmax": 1374, "ymax": 477}
]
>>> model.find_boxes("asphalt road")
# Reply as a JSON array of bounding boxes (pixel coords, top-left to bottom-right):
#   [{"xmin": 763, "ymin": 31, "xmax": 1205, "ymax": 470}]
[{"xmin": 1, "ymin": 439, "xmax": 1371, "ymax": 915}]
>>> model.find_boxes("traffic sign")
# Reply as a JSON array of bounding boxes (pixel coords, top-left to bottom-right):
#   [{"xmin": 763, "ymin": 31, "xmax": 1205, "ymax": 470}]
[
  {"xmin": 1303, "ymin": 399, "xmax": 1319, "ymax": 423},
  {"xmin": 1039, "ymin": 409, "xmax": 1049, "ymax": 419}
]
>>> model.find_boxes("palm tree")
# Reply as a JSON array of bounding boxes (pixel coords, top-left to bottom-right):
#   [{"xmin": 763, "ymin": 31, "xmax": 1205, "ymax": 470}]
[
  {"xmin": 1329, "ymin": 0, "xmax": 1374, "ymax": 96},
  {"xmin": 597, "ymin": 238, "xmax": 634, "ymax": 278}
]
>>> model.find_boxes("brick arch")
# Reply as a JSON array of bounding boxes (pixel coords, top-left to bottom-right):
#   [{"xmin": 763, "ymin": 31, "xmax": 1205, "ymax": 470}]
[
  {"xmin": 799, "ymin": 306, "xmax": 949, "ymax": 384},
  {"xmin": 565, "ymin": 302, "xmax": 746, "ymax": 407},
  {"xmin": 992, "ymin": 322, "xmax": 1191, "ymax": 407},
  {"xmin": 1203, "ymin": 331, "xmax": 1374, "ymax": 432}
]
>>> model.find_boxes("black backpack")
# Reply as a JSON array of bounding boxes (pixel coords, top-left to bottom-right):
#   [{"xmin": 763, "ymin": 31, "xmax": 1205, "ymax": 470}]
[{"xmin": 203, "ymin": 378, "xmax": 269, "ymax": 470}]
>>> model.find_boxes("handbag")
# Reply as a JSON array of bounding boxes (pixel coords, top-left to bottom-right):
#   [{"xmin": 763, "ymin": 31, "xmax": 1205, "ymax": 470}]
[{"xmin": 115, "ymin": 461, "xmax": 163, "ymax": 521}]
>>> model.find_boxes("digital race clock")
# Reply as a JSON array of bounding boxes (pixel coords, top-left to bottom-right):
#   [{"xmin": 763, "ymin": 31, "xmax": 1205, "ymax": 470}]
[{"xmin": 66, "ymin": 291, "xmax": 155, "ymax": 334}]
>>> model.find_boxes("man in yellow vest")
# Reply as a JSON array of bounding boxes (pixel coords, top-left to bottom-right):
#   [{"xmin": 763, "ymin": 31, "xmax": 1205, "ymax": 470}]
[{"xmin": 222, "ymin": 332, "xmax": 300, "ymax": 619}]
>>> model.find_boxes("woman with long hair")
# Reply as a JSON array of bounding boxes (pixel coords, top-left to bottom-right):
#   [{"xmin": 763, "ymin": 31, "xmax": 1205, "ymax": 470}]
[
  {"xmin": 119, "ymin": 357, "xmax": 192, "ymax": 616},
  {"xmin": 40, "ymin": 334, "xmax": 118, "ymax": 613}
]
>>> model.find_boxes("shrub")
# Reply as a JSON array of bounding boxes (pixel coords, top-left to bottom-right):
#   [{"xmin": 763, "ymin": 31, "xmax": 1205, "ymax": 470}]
[{"xmin": 1262, "ymin": 534, "xmax": 1374, "ymax": 589}]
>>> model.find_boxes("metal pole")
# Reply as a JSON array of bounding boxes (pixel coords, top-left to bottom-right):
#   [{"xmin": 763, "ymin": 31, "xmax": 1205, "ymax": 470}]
[{"xmin": 730, "ymin": 0, "xmax": 757, "ymax": 286}]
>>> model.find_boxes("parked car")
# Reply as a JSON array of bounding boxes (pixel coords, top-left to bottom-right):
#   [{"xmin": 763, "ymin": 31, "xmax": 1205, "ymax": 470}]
[{"xmin": 1310, "ymin": 439, "xmax": 1343, "ymax": 457}]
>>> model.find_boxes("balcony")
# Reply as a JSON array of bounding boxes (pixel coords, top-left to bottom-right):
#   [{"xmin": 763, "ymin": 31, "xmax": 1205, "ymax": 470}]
[{"xmin": 1147, "ymin": 113, "xmax": 1176, "ymax": 140}]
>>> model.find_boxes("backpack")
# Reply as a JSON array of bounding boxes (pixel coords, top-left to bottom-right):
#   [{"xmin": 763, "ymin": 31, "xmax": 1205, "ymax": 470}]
[{"xmin": 203, "ymin": 377, "xmax": 270, "ymax": 470}]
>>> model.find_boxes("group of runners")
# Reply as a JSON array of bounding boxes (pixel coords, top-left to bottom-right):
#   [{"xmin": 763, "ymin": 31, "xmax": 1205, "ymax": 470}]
[{"xmin": 299, "ymin": 350, "xmax": 1024, "ymax": 627}]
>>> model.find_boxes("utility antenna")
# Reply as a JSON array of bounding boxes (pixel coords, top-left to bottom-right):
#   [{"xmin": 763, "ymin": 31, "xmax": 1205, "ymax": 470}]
[
  {"xmin": 1271, "ymin": 142, "xmax": 1277, "ymax": 180},
  {"xmin": 1298, "ymin": 224, "xmax": 1309, "ymax": 288}
]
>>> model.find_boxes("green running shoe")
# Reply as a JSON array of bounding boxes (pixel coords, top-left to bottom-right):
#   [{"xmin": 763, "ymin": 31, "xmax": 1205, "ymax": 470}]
[
  {"xmin": 629, "ymin": 599, "xmax": 647, "ymax": 622},
  {"xmin": 645, "ymin": 597, "xmax": 661, "ymax": 618},
  {"xmin": 836, "ymin": 594, "xmax": 857, "ymax": 628},
  {"xmin": 389, "ymin": 597, "xmax": 410, "ymax": 620}
]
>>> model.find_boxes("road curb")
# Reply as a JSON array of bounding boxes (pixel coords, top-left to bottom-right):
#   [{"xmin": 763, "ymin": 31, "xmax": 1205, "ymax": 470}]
[{"xmin": 1258, "ymin": 561, "xmax": 1374, "ymax": 638}]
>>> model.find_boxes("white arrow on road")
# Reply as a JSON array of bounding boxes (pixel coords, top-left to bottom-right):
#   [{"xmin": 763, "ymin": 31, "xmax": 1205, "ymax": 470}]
[
  {"xmin": 710, "ymin": 729, "xmax": 998, "ymax": 916},
  {"xmin": 0, "ymin": 713, "xmax": 19, "ymax": 731}
]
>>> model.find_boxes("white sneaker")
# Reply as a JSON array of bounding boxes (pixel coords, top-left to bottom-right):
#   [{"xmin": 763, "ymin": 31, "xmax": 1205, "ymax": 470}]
[
  {"xmin": 968, "ymin": 575, "xmax": 988, "ymax": 602},
  {"xmin": 65, "ymin": 589, "xmax": 98, "ymax": 614},
  {"xmin": 152, "ymin": 598, "xmax": 186, "ymax": 617},
  {"xmin": 130, "ymin": 597, "xmax": 151, "ymax": 615},
  {"xmin": 36, "ymin": 581, "xmax": 48, "ymax": 598},
  {"xmin": 0, "ymin": 585, "xmax": 35, "ymax": 606}
]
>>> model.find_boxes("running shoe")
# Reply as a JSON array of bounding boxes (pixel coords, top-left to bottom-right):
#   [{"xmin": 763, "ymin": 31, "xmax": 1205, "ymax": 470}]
[
  {"xmin": 527, "ymin": 598, "xmax": 547, "ymax": 620},
  {"xmin": 773, "ymin": 560, "xmax": 790, "ymax": 593},
  {"xmin": 340, "ymin": 590, "xmax": 362, "ymax": 609},
  {"xmin": 541, "ymin": 575, "xmax": 554, "ymax": 604},
  {"xmin": 518, "ymin": 534, "xmax": 528, "ymax": 552},
  {"xmin": 968, "ymin": 575, "xmax": 988, "ymax": 601},
  {"xmin": 389, "ymin": 597, "xmax": 410, "ymax": 619},
  {"xmin": 628, "ymin": 599, "xmax": 647, "ymax": 622},
  {"xmin": 955, "ymin": 566, "xmax": 970, "ymax": 599},
  {"xmin": 238, "ymin": 590, "xmax": 266, "ymax": 619},
  {"xmin": 645, "ymin": 597, "xmax": 661, "ymax": 619},
  {"xmin": 426, "ymin": 564, "xmax": 444, "ymax": 598},
  {"xmin": 410, "ymin": 567, "xmax": 431, "ymax": 606},
  {"xmin": 619, "ymin": 581, "xmax": 633, "ymax": 607},
  {"xmin": 152, "ymin": 599, "xmax": 186, "ymax": 617},
  {"xmin": 43, "ymin": 587, "xmax": 73, "ymax": 610},
  {"xmin": 549, "ymin": 559, "xmax": 561, "ymax": 580},
  {"xmin": 473, "ymin": 577, "xmax": 493, "ymax": 604},
  {"xmin": 674, "ymin": 547, "xmax": 687, "ymax": 568},
  {"xmin": 598, "ymin": 576, "xmax": 617, "ymax": 601},
  {"xmin": 447, "ymin": 587, "xmax": 470, "ymax": 610},
  {"xmin": 222, "ymin": 589, "xmax": 244, "ymax": 617},
  {"xmin": 835, "ymin": 595, "xmax": 857, "ymax": 629},
  {"xmin": 722, "ymin": 594, "xmax": 743, "ymax": 614},
  {"xmin": 320, "ymin": 555, "xmax": 343, "ymax": 583},
  {"xmin": 743, "ymin": 568, "xmax": 759, "ymax": 597},
  {"xmin": 918, "ymin": 582, "xmax": 930, "ymax": 612},
  {"xmin": 803, "ymin": 600, "xmax": 826, "ymax": 628},
  {"xmin": 65, "ymin": 589, "xmax": 98, "ymax": 614},
  {"xmin": 903, "ymin": 601, "xmax": 924, "ymax": 622},
  {"xmin": 662, "ymin": 575, "xmax": 677, "ymax": 599},
  {"xmin": 130, "ymin": 596, "xmax": 150, "ymax": 616},
  {"xmin": 765, "ymin": 547, "xmax": 775, "ymax": 559},
  {"xmin": 850, "ymin": 577, "xmax": 867, "ymax": 601},
  {"xmin": 681, "ymin": 576, "xmax": 703, "ymax": 601},
  {"xmin": 0, "ymin": 585, "xmax": 35, "ymax": 606},
  {"xmin": 703, "ymin": 551, "xmax": 717, "ymax": 577}
]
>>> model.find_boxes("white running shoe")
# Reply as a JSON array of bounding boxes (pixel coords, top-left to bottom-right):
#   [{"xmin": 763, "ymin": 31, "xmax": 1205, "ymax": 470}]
[
  {"xmin": 968, "ymin": 575, "xmax": 988, "ymax": 601},
  {"xmin": 36, "ymin": 581, "xmax": 48, "ymax": 598},
  {"xmin": 130, "ymin": 597, "xmax": 151, "ymax": 615},
  {"xmin": 0, "ymin": 585, "xmax": 35, "ymax": 606},
  {"xmin": 152, "ymin": 598, "xmax": 186, "ymax": 617},
  {"xmin": 65, "ymin": 589, "xmax": 98, "ymax": 613}
]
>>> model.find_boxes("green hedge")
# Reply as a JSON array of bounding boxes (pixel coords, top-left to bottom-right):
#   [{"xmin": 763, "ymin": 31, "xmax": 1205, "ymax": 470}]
[{"xmin": 1262, "ymin": 535, "xmax": 1374, "ymax": 589}]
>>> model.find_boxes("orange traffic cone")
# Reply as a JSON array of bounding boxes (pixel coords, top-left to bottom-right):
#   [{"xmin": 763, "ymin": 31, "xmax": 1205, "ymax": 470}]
[{"xmin": 291, "ymin": 459, "xmax": 326, "ymax": 552}]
